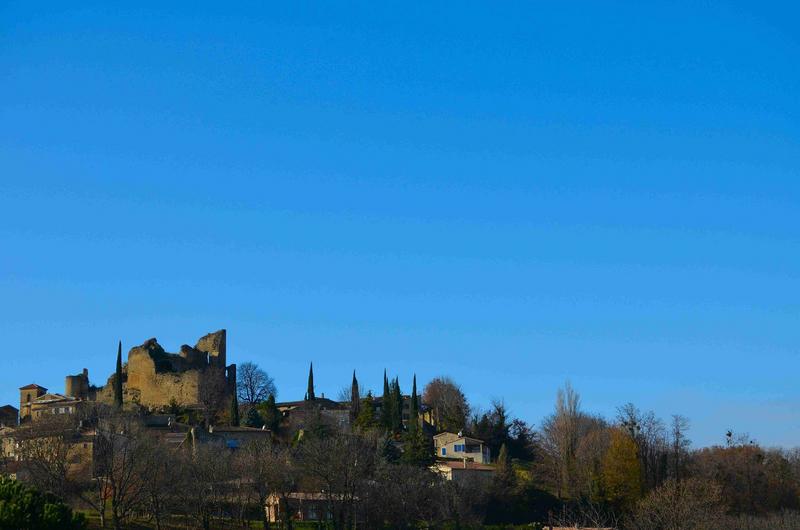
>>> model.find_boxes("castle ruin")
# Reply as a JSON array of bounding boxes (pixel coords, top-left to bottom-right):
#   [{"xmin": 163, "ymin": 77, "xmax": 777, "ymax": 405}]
[{"xmin": 51, "ymin": 330, "xmax": 236, "ymax": 415}]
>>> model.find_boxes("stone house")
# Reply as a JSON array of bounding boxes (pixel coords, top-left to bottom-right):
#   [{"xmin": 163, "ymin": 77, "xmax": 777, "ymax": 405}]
[
  {"xmin": 27, "ymin": 393, "xmax": 81, "ymax": 421},
  {"xmin": 18, "ymin": 383, "xmax": 47, "ymax": 422},
  {"xmin": 433, "ymin": 432, "xmax": 491, "ymax": 464},
  {"xmin": 0, "ymin": 405, "xmax": 18, "ymax": 428},
  {"xmin": 266, "ymin": 492, "xmax": 348, "ymax": 523}
]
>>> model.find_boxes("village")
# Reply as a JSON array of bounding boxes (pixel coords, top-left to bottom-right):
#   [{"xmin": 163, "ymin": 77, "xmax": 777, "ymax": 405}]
[
  {"xmin": 0, "ymin": 330, "xmax": 504, "ymax": 528},
  {"xmin": 2, "ymin": 330, "xmax": 799, "ymax": 530}
]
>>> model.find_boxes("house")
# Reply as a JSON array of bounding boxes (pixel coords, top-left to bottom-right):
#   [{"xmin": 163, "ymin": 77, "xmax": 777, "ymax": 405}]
[
  {"xmin": 432, "ymin": 460, "xmax": 495, "ymax": 483},
  {"xmin": 204, "ymin": 425, "xmax": 271, "ymax": 449},
  {"xmin": 266, "ymin": 492, "xmax": 349, "ymax": 523},
  {"xmin": 28, "ymin": 393, "xmax": 81, "ymax": 421},
  {"xmin": 141, "ymin": 415, "xmax": 271, "ymax": 450},
  {"xmin": 0, "ymin": 405, "xmax": 18, "ymax": 427},
  {"xmin": 0, "ymin": 426, "xmax": 17, "ymax": 460},
  {"xmin": 3, "ymin": 423, "xmax": 95, "ymax": 482},
  {"xmin": 19, "ymin": 384, "xmax": 48, "ymax": 422},
  {"xmin": 433, "ymin": 432, "xmax": 491, "ymax": 464},
  {"xmin": 19, "ymin": 383, "xmax": 84, "ymax": 422},
  {"xmin": 277, "ymin": 397, "xmax": 350, "ymax": 436}
]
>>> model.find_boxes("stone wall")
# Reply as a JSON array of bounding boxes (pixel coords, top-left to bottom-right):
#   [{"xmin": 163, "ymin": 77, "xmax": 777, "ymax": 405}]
[{"xmin": 97, "ymin": 330, "xmax": 234, "ymax": 411}]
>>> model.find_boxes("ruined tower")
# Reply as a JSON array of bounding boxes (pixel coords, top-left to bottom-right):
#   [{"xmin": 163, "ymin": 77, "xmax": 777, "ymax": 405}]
[{"xmin": 65, "ymin": 368, "xmax": 90, "ymax": 400}]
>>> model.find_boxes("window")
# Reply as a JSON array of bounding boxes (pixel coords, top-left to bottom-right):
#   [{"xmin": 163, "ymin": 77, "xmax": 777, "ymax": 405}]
[{"xmin": 441, "ymin": 447, "xmax": 446, "ymax": 456}]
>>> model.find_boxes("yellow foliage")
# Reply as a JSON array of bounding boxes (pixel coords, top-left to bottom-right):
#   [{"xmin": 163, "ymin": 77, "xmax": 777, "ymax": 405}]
[{"xmin": 602, "ymin": 428, "xmax": 642, "ymax": 509}]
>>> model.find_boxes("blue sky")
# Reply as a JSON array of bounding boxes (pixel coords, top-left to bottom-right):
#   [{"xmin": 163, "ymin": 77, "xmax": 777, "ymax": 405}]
[{"xmin": 1, "ymin": 1, "xmax": 798, "ymax": 447}]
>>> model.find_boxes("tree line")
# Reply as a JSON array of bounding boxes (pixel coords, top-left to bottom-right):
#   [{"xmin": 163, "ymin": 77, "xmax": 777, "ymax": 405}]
[{"xmin": 2, "ymin": 362, "xmax": 799, "ymax": 530}]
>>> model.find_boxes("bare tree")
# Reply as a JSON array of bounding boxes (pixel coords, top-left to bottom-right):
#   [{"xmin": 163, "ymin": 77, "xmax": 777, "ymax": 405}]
[
  {"xmin": 14, "ymin": 415, "xmax": 78, "ymax": 500},
  {"xmin": 236, "ymin": 438, "xmax": 296, "ymax": 530},
  {"xmin": 617, "ymin": 403, "xmax": 669, "ymax": 491},
  {"xmin": 422, "ymin": 376, "xmax": 469, "ymax": 433},
  {"xmin": 540, "ymin": 381, "xmax": 583, "ymax": 499},
  {"xmin": 628, "ymin": 477, "xmax": 724, "ymax": 530},
  {"xmin": 174, "ymin": 444, "xmax": 234, "ymax": 530},
  {"xmin": 298, "ymin": 433, "xmax": 378, "ymax": 529},
  {"xmin": 237, "ymin": 361, "xmax": 277, "ymax": 406},
  {"xmin": 139, "ymin": 438, "xmax": 175, "ymax": 530},
  {"xmin": 361, "ymin": 462, "xmax": 445, "ymax": 528},
  {"xmin": 336, "ymin": 382, "xmax": 368, "ymax": 403},
  {"xmin": 670, "ymin": 414, "xmax": 691, "ymax": 481},
  {"xmin": 550, "ymin": 499, "xmax": 620, "ymax": 529},
  {"xmin": 93, "ymin": 412, "xmax": 151, "ymax": 530},
  {"xmin": 435, "ymin": 475, "xmax": 490, "ymax": 528}
]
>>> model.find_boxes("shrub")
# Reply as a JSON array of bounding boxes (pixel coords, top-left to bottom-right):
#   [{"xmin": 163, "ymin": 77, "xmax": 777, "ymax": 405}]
[{"xmin": 0, "ymin": 476, "xmax": 85, "ymax": 530}]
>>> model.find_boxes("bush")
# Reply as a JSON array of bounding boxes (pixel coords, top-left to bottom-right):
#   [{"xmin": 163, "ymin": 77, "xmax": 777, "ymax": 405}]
[{"xmin": 0, "ymin": 476, "xmax": 86, "ymax": 530}]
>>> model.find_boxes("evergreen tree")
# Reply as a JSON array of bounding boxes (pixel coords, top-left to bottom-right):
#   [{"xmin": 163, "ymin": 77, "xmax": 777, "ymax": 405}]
[
  {"xmin": 257, "ymin": 394, "xmax": 281, "ymax": 432},
  {"xmin": 380, "ymin": 369, "xmax": 392, "ymax": 432},
  {"xmin": 114, "ymin": 340, "xmax": 123, "ymax": 408},
  {"xmin": 391, "ymin": 377, "xmax": 403, "ymax": 434},
  {"xmin": 229, "ymin": 393, "xmax": 240, "ymax": 426},
  {"xmin": 244, "ymin": 406, "xmax": 263, "ymax": 428},
  {"xmin": 354, "ymin": 391, "xmax": 378, "ymax": 432},
  {"xmin": 486, "ymin": 443, "xmax": 519, "ymax": 524},
  {"xmin": 402, "ymin": 418, "xmax": 433, "ymax": 466},
  {"xmin": 350, "ymin": 370, "xmax": 360, "ymax": 422},
  {"xmin": 0, "ymin": 476, "xmax": 86, "ymax": 529},
  {"xmin": 306, "ymin": 362, "xmax": 315, "ymax": 400},
  {"xmin": 410, "ymin": 374, "xmax": 419, "ymax": 425},
  {"xmin": 497, "ymin": 443, "xmax": 515, "ymax": 484}
]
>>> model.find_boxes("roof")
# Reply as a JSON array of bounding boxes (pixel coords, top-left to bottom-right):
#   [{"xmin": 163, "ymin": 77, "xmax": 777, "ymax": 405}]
[
  {"xmin": 0, "ymin": 405, "xmax": 18, "ymax": 412},
  {"xmin": 266, "ymin": 492, "xmax": 351, "ymax": 503},
  {"xmin": 276, "ymin": 397, "xmax": 347, "ymax": 411},
  {"xmin": 32, "ymin": 393, "xmax": 78, "ymax": 405},
  {"xmin": 19, "ymin": 384, "xmax": 47, "ymax": 391},
  {"xmin": 210, "ymin": 426, "xmax": 271, "ymax": 433},
  {"xmin": 433, "ymin": 432, "xmax": 485, "ymax": 444}
]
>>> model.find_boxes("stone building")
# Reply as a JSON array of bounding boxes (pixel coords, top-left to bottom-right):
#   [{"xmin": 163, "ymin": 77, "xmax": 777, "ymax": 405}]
[
  {"xmin": 100, "ymin": 329, "xmax": 236, "ymax": 412},
  {"xmin": 18, "ymin": 384, "xmax": 47, "ymax": 422},
  {"xmin": 0, "ymin": 405, "xmax": 18, "ymax": 428},
  {"xmin": 14, "ymin": 329, "xmax": 236, "ymax": 423},
  {"xmin": 433, "ymin": 432, "xmax": 491, "ymax": 464}
]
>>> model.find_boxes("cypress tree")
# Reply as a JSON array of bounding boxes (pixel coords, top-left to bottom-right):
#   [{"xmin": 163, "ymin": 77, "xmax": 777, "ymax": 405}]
[
  {"xmin": 350, "ymin": 370, "xmax": 360, "ymax": 422},
  {"xmin": 402, "ymin": 373, "xmax": 433, "ymax": 465},
  {"xmin": 380, "ymin": 369, "xmax": 392, "ymax": 432},
  {"xmin": 230, "ymin": 393, "xmax": 240, "ymax": 426},
  {"xmin": 306, "ymin": 362, "xmax": 315, "ymax": 400},
  {"xmin": 391, "ymin": 377, "xmax": 403, "ymax": 434},
  {"xmin": 411, "ymin": 374, "xmax": 419, "ymax": 423},
  {"xmin": 114, "ymin": 340, "xmax": 123, "ymax": 408}
]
